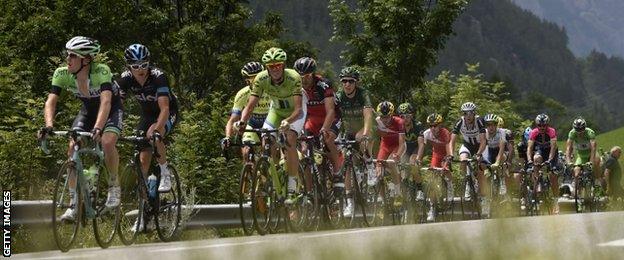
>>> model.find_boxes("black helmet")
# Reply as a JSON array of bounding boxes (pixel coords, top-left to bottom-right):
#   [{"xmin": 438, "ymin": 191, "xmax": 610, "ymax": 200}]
[
  {"xmin": 293, "ymin": 57, "xmax": 317, "ymax": 75},
  {"xmin": 241, "ymin": 61, "xmax": 264, "ymax": 77}
]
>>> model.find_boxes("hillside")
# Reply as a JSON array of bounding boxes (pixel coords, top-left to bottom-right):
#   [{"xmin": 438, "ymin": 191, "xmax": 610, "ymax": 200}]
[{"xmin": 511, "ymin": 0, "xmax": 624, "ymax": 58}]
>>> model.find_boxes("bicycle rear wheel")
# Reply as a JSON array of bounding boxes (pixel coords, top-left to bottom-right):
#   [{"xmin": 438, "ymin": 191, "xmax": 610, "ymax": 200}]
[
  {"xmin": 325, "ymin": 165, "xmax": 345, "ymax": 229},
  {"xmin": 239, "ymin": 163, "xmax": 255, "ymax": 235},
  {"xmin": 93, "ymin": 162, "xmax": 120, "ymax": 249},
  {"xmin": 52, "ymin": 161, "xmax": 81, "ymax": 252},
  {"xmin": 155, "ymin": 165, "xmax": 182, "ymax": 242},
  {"xmin": 117, "ymin": 163, "xmax": 143, "ymax": 245}
]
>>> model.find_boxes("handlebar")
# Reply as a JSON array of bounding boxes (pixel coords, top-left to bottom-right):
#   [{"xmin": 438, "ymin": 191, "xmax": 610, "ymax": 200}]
[{"xmin": 39, "ymin": 130, "xmax": 94, "ymax": 155}]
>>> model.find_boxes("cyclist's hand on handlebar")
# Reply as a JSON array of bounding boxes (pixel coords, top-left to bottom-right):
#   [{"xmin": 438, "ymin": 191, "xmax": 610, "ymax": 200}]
[
  {"xmin": 279, "ymin": 120, "xmax": 290, "ymax": 131},
  {"xmin": 233, "ymin": 121, "xmax": 246, "ymax": 134},
  {"xmin": 221, "ymin": 137, "xmax": 230, "ymax": 150},
  {"xmin": 91, "ymin": 127, "xmax": 103, "ymax": 143},
  {"xmin": 38, "ymin": 126, "xmax": 53, "ymax": 140}
]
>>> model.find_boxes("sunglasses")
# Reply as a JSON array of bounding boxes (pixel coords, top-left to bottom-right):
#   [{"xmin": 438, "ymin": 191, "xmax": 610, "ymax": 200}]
[
  {"xmin": 399, "ymin": 114, "xmax": 412, "ymax": 118},
  {"xmin": 462, "ymin": 111, "xmax": 474, "ymax": 115},
  {"xmin": 65, "ymin": 51, "xmax": 84, "ymax": 59},
  {"xmin": 486, "ymin": 122, "xmax": 497, "ymax": 126},
  {"xmin": 129, "ymin": 61, "xmax": 149, "ymax": 70},
  {"xmin": 538, "ymin": 124, "xmax": 547, "ymax": 128},
  {"xmin": 430, "ymin": 124, "xmax": 440, "ymax": 128},
  {"xmin": 266, "ymin": 62, "xmax": 284, "ymax": 69},
  {"xmin": 341, "ymin": 79, "xmax": 356, "ymax": 84}
]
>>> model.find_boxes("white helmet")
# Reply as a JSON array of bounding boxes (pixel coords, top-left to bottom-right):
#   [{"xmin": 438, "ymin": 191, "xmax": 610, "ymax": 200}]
[
  {"xmin": 460, "ymin": 102, "xmax": 477, "ymax": 112},
  {"xmin": 65, "ymin": 36, "xmax": 100, "ymax": 57}
]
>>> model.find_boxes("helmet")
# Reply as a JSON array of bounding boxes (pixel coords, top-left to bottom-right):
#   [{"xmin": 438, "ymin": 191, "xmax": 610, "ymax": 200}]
[
  {"xmin": 497, "ymin": 116, "xmax": 505, "ymax": 128},
  {"xmin": 241, "ymin": 61, "xmax": 264, "ymax": 77},
  {"xmin": 65, "ymin": 36, "xmax": 100, "ymax": 57},
  {"xmin": 339, "ymin": 66, "xmax": 360, "ymax": 80},
  {"xmin": 535, "ymin": 113, "xmax": 550, "ymax": 125},
  {"xmin": 573, "ymin": 118, "xmax": 586, "ymax": 131},
  {"xmin": 460, "ymin": 102, "xmax": 477, "ymax": 112},
  {"xmin": 483, "ymin": 114, "xmax": 499, "ymax": 124},
  {"xmin": 376, "ymin": 101, "xmax": 395, "ymax": 116},
  {"xmin": 293, "ymin": 57, "xmax": 317, "ymax": 74},
  {"xmin": 261, "ymin": 47, "xmax": 287, "ymax": 64},
  {"xmin": 426, "ymin": 113, "xmax": 443, "ymax": 125},
  {"xmin": 124, "ymin": 44, "xmax": 150, "ymax": 63},
  {"xmin": 397, "ymin": 103, "xmax": 414, "ymax": 114}
]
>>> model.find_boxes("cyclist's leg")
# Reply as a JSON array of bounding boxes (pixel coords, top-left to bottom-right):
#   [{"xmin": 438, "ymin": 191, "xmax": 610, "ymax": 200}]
[
  {"xmin": 241, "ymin": 124, "xmax": 260, "ymax": 163},
  {"xmin": 137, "ymin": 116, "xmax": 155, "ymax": 175},
  {"xmin": 459, "ymin": 145, "xmax": 472, "ymax": 198},
  {"xmin": 549, "ymin": 151, "xmax": 559, "ymax": 197},
  {"xmin": 323, "ymin": 122, "xmax": 341, "ymax": 174},
  {"xmin": 64, "ymin": 109, "xmax": 93, "ymax": 212},
  {"xmin": 102, "ymin": 108, "xmax": 123, "ymax": 187}
]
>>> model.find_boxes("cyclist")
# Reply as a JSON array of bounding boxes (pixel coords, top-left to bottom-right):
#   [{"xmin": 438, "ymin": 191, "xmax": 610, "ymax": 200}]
[
  {"xmin": 397, "ymin": 103, "xmax": 425, "ymax": 200},
  {"xmin": 448, "ymin": 102, "xmax": 487, "ymax": 213},
  {"xmin": 373, "ymin": 101, "xmax": 406, "ymax": 207},
  {"xmin": 496, "ymin": 116, "xmax": 513, "ymax": 195},
  {"xmin": 602, "ymin": 146, "xmax": 622, "ymax": 197},
  {"xmin": 417, "ymin": 113, "xmax": 453, "ymax": 221},
  {"xmin": 116, "ymin": 44, "xmax": 179, "ymax": 193},
  {"xmin": 335, "ymin": 66, "xmax": 375, "ymax": 216},
  {"xmin": 294, "ymin": 57, "xmax": 341, "ymax": 176},
  {"xmin": 480, "ymin": 114, "xmax": 507, "ymax": 216},
  {"xmin": 39, "ymin": 36, "xmax": 123, "ymax": 220},
  {"xmin": 235, "ymin": 47, "xmax": 306, "ymax": 204},
  {"xmin": 565, "ymin": 118, "xmax": 597, "ymax": 195},
  {"xmin": 516, "ymin": 122, "xmax": 535, "ymax": 166},
  {"xmin": 526, "ymin": 113, "xmax": 560, "ymax": 214},
  {"xmin": 223, "ymin": 62, "xmax": 269, "ymax": 160}
]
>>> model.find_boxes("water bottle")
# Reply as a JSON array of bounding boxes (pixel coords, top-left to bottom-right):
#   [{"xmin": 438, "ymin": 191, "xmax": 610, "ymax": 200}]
[
  {"xmin": 388, "ymin": 182, "xmax": 396, "ymax": 197},
  {"xmin": 83, "ymin": 165, "xmax": 98, "ymax": 192},
  {"xmin": 147, "ymin": 174, "xmax": 158, "ymax": 199}
]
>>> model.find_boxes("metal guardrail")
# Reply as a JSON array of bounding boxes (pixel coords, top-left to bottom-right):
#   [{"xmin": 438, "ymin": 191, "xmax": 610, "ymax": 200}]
[{"xmin": 13, "ymin": 198, "xmax": 585, "ymax": 230}]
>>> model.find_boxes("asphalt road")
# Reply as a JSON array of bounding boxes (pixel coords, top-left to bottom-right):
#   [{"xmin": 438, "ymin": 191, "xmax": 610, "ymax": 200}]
[{"xmin": 14, "ymin": 211, "xmax": 624, "ymax": 260}]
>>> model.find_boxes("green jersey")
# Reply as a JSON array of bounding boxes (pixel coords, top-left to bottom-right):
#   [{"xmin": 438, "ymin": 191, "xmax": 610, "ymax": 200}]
[
  {"xmin": 51, "ymin": 63, "xmax": 119, "ymax": 113},
  {"xmin": 251, "ymin": 69, "xmax": 302, "ymax": 118},
  {"xmin": 568, "ymin": 128, "xmax": 596, "ymax": 162},
  {"xmin": 232, "ymin": 85, "xmax": 271, "ymax": 128},
  {"xmin": 335, "ymin": 87, "xmax": 372, "ymax": 134}
]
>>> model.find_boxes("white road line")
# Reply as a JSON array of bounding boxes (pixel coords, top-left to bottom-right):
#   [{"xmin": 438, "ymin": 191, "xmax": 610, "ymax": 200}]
[
  {"xmin": 151, "ymin": 240, "xmax": 264, "ymax": 252},
  {"xmin": 597, "ymin": 238, "xmax": 624, "ymax": 247},
  {"xmin": 300, "ymin": 227, "xmax": 392, "ymax": 238},
  {"xmin": 27, "ymin": 254, "xmax": 95, "ymax": 260}
]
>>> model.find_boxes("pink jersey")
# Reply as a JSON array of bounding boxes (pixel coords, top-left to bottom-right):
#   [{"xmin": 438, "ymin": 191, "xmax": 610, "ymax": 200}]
[{"xmin": 529, "ymin": 127, "xmax": 557, "ymax": 147}]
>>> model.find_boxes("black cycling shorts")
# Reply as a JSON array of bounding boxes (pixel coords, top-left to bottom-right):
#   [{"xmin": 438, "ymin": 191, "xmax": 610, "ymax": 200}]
[{"xmin": 71, "ymin": 106, "xmax": 123, "ymax": 134}]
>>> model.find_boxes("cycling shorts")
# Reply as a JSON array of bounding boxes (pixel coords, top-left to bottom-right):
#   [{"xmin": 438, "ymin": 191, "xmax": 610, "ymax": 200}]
[{"xmin": 72, "ymin": 106, "xmax": 123, "ymax": 135}]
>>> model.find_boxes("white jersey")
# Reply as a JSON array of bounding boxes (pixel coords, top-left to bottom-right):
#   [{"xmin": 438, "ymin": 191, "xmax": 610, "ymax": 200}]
[{"xmin": 485, "ymin": 127, "xmax": 507, "ymax": 149}]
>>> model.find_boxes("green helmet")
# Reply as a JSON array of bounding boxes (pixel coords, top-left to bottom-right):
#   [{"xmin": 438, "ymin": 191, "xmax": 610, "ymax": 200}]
[
  {"xmin": 339, "ymin": 66, "xmax": 360, "ymax": 80},
  {"xmin": 261, "ymin": 47, "xmax": 287, "ymax": 64},
  {"xmin": 397, "ymin": 103, "xmax": 414, "ymax": 114}
]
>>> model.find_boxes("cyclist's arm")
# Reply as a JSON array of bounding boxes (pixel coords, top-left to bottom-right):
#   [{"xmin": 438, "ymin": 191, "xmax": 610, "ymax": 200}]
[
  {"xmin": 590, "ymin": 139, "xmax": 597, "ymax": 164},
  {"xmin": 416, "ymin": 136, "xmax": 425, "ymax": 162},
  {"xmin": 527, "ymin": 140, "xmax": 534, "ymax": 162},
  {"xmin": 94, "ymin": 89, "xmax": 112, "ymax": 130},
  {"xmin": 496, "ymin": 139, "xmax": 505, "ymax": 164},
  {"xmin": 226, "ymin": 114, "xmax": 240, "ymax": 138},
  {"xmin": 240, "ymin": 95, "xmax": 259, "ymax": 123},
  {"xmin": 449, "ymin": 133, "xmax": 457, "ymax": 157},
  {"xmin": 548, "ymin": 137, "xmax": 557, "ymax": 161},
  {"xmin": 321, "ymin": 96, "xmax": 335, "ymax": 131},
  {"xmin": 44, "ymin": 93, "xmax": 59, "ymax": 128},
  {"xmin": 476, "ymin": 132, "xmax": 486, "ymax": 155},
  {"xmin": 154, "ymin": 95, "xmax": 170, "ymax": 133},
  {"xmin": 362, "ymin": 107, "xmax": 373, "ymax": 136},
  {"xmin": 394, "ymin": 133, "xmax": 406, "ymax": 159},
  {"xmin": 565, "ymin": 139, "xmax": 573, "ymax": 163},
  {"xmin": 285, "ymin": 95, "xmax": 303, "ymax": 123}
]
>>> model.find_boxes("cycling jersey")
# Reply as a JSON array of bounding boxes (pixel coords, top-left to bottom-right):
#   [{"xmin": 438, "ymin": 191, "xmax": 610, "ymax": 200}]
[
  {"xmin": 567, "ymin": 128, "xmax": 596, "ymax": 164},
  {"xmin": 303, "ymin": 75, "xmax": 339, "ymax": 135},
  {"xmin": 231, "ymin": 86, "xmax": 271, "ymax": 129},
  {"xmin": 335, "ymin": 87, "xmax": 373, "ymax": 134},
  {"xmin": 251, "ymin": 69, "xmax": 306, "ymax": 134},
  {"xmin": 404, "ymin": 120, "xmax": 424, "ymax": 156},
  {"xmin": 452, "ymin": 116, "xmax": 486, "ymax": 154},
  {"xmin": 529, "ymin": 127, "xmax": 556, "ymax": 148},
  {"xmin": 116, "ymin": 67, "xmax": 179, "ymax": 134},
  {"xmin": 51, "ymin": 63, "xmax": 123, "ymax": 133},
  {"xmin": 376, "ymin": 116, "xmax": 405, "ymax": 160},
  {"xmin": 483, "ymin": 128, "xmax": 507, "ymax": 164},
  {"xmin": 422, "ymin": 127, "xmax": 451, "ymax": 167}
]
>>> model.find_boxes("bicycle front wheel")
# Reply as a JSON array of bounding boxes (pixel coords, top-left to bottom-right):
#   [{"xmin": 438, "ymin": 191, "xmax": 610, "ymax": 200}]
[
  {"xmin": 52, "ymin": 161, "xmax": 81, "ymax": 252},
  {"xmin": 155, "ymin": 165, "xmax": 182, "ymax": 242},
  {"xmin": 117, "ymin": 163, "xmax": 143, "ymax": 245},
  {"xmin": 93, "ymin": 162, "xmax": 120, "ymax": 249},
  {"xmin": 239, "ymin": 163, "xmax": 255, "ymax": 236}
]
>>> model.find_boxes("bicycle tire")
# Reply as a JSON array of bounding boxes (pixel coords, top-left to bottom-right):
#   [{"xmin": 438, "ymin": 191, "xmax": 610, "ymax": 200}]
[
  {"xmin": 155, "ymin": 165, "xmax": 182, "ymax": 242},
  {"xmin": 239, "ymin": 163, "xmax": 255, "ymax": 236},
  {"xmin": 51, "ymin": 161, "xmax": 81, "ymax": 252},
  {"xmin": 117, "ymin": 162, "xmax": 143, "ymax": 245},
  {"xmin": 93, "ymin": 161, "xmax": 120, "ymax": 249},
  {"xmin": 325, "ymin": 163, "xmax": 345, "ymax": 229},
  {"xmin": 302, "ymin": 160, "xmax": 322, "ymax": 231},
  {"xmin": 251, "ymin": 158, "xmax": 274, "ymax": 235},
  {"xmin": 285, "ymin": 164, "xmax": 309, "ymax": 233}
]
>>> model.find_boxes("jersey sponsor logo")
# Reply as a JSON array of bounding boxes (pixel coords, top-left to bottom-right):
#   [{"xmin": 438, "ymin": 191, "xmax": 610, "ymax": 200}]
[
  {"xmin": 151, "ymin": 68, "xmax": 164, "ymax": 77},
  {"xmin": 134, "ymin": 92, "xmax": 158, "ymax": 102}
]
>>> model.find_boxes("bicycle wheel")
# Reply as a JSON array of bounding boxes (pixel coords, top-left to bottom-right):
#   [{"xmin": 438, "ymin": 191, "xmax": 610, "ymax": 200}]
[
  {"xmin": 51, "ymin": 161, "xmax": 81, "ymax": 252},
  {"xmin": 239, "ymin": 163, "xmax": 255, "ymax": 236},
  {"xmin": 117, "ymin": 163, "xmax": 143, "ymax": 245},
  {"xmin": 325, "ymin": 163, "xmax": 345, "ymax": 229},
  {"xmin": 92, "ymin": 161, "xmax": 120, "ymax": 249},
  {"xmin": 303, "ymin": 161, "xmax": 322, "ymax": 231},
  {"xmin": 352, "ymin": 163, "xmax": 371, "ymax": 227},
  {"xmin": 461, "ymin": 172, "xmax": 481, "ymax": 219},
  {"xmin": 251, "ymin": 158, "xmax": 275, "ymax": 235},
  {"xmin": 155, "ymin": 165, "xmax": 182, "ymax": 242},
  {"xmin": 574, "ymin": 178, "xmax": 584, "ymax": 213},
  {"xmin": 343, "ymin": 163, "xmax": 359, "ymax": 228},
  {"xmin": 285, "ymin": 164, "xmax": 309, "ymax": 232}
]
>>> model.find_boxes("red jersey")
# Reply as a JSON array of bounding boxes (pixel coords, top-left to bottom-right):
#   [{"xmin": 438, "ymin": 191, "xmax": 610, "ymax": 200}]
[
  {"xmin": 422, "ymin": 127, "xmax": 451, "ymax": 157},
  {"xmin": 376, "ymin": 116, "xmax": 405, "ymax": 146}
]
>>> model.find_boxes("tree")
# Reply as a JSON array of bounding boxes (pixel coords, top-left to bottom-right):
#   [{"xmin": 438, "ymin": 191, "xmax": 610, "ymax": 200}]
[{"xmin": 329, "ymin": 0, "xmax": 467, "ymax": 104}]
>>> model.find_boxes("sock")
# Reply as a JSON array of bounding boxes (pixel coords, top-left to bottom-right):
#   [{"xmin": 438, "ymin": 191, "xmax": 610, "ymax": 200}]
[
  {"xmin": 159, "ymin": 162, "xmax": 169, "ymax": 176},
  {"xmin": 69, "ymin": 188, "xmax": 77, "ymax": 206},
  {"xmin": 288, "ymin": 176, "xmax": 297, "ymax": 193}
]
